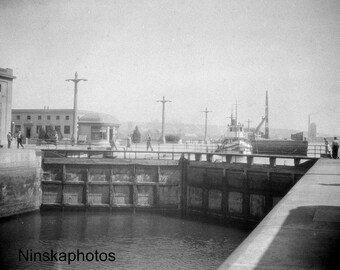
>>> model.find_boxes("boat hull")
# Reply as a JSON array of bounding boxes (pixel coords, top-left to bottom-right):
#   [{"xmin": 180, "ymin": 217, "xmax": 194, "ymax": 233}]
[
  {"xmin": 215, "ymin": 140, "xmax": 252, "ymax": 155},
  {"xmin": 251, "ymin": 140, "xmax": 308, "ymax": 156}
]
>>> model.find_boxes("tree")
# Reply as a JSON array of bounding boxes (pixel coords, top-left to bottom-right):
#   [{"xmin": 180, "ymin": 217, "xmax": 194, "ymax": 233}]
[
  {"xmin": 165, "ymin": 134, "xmax": 181, "ymax": 143},
  {"xmin": 55, "ymin": 128, "xmax": 63, "ymax": 140},
  {"xmin": 45, "ymin": 126, "xmax": 55, "ymax": 141},
  {"xmin": 132, "ymin": 126, "xmax": 141, "ymax": 143},
  {"xmin": 38, "ymin": 127, "xmax": 46, "ymax": 140}
]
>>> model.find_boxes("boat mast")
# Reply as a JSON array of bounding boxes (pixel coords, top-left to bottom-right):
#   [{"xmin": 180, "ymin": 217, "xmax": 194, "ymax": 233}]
[
  {"xmin": 234, "ymin": 100, "xmax": 240, "ymax": 142},
  {"xmin": 264, "ymin": 91, "xmax": 269, "ymax": 139}
]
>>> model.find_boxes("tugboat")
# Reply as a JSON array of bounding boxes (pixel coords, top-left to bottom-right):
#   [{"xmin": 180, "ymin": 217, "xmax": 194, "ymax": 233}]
[{"xmin": 215, "ymin": 106, "xmax": 252, "ymax": 154}]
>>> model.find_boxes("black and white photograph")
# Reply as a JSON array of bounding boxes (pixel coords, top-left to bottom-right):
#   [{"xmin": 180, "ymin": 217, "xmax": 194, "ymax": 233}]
[{"xmin": 0, "ymin": 0, "xmax": 339, "ymax": 269}]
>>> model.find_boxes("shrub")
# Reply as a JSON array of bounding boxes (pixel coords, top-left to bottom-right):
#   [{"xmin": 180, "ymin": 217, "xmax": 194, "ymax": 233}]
[
  {"xmin": 165, "ymin": 134, "xmax": 180, "ymax": 143},
  {"xmin": 38, "ymin": 128, "xmax": 46, "ymax": 140},
  {"xmin": 132, "ymin": 126, "xmax": 141, "ymax": 143}
]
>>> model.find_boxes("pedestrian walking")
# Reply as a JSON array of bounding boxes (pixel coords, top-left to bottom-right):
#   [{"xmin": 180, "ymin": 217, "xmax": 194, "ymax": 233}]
[
  {"xmin": 110, "ymin": 136, "xmax": 118, "ymax": 150},
  {"xmin": 146, "ymin": 134, "xmax": 153, "ymax": 151},
  {"xmin": 332, "ymin": 137, "xmax": 339, "ymax": 159},
  {"xmin": 54, "ymin": 131, "xmax": 58, "ymax": 148},
  {"xmin": 7, "ymin": 132, "xmax": 12, "ymax": 148},
  {"xmin": 17, "ymin": 131, "xmax": 24, "ymax": 149},
  {"xmin": 126, "ymin": 135, "xmax": 132, "ymax": 149}
]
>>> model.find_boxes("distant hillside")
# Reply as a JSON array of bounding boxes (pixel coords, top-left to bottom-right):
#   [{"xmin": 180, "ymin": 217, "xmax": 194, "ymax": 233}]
[{"xmin": 117, "ymin": 121, "xmax": 316, "ymax": 140}]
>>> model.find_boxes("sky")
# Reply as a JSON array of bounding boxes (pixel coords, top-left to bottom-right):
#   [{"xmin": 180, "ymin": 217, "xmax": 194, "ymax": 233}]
[{"xmin": 1, "ymin": 0, "xmax": 339, "ymax": 134}]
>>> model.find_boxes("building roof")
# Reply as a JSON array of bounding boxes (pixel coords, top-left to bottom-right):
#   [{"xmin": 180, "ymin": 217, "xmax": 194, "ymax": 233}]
[
  {"xmin": 12, "ymin": 109, "xmax": 93, "ymax": 113},
  {"xmin": 0, "ymin": 68, "xmax": 16, "ymax": 80},
  {"xmin": 79, "ymin": 112, "xmax": 119, "ymax": 125},
  {"xmin": 12, "ymin": 109, "xmax": 74, "ymax": 114}
]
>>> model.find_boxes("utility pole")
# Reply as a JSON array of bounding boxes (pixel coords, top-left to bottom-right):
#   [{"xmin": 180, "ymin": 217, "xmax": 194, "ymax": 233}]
[
  {"xmin": 66, "ymin": 72, "xmax": 87, "ymax": 145},
  {"xmin": 157, "ymin": 96, "xmax": 171, "ymax": 144},
  {"xmin": 201, "ymin": 108, "xmax": 212, "ymax": 142}
]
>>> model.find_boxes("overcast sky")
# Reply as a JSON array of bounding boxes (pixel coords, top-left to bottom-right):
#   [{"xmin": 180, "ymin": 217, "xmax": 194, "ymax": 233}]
[{"xmin": 1, "ymin": 0, "xmax": 339, "ymax": 134}]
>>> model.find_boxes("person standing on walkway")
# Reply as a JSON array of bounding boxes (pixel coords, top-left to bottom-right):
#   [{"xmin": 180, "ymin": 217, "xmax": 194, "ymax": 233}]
[
  {"xmin": 146, "ymin": 134, "xmax": 153, "ymax": 151},
  {"xmin": 7, "ymin": 132, "xmax": 12, "ymax": 148},
  {"xmin": 332, "ymin": 137, "xmax": 339, "ymax": 159},
  {"xmin": 324, "ymin": 138, "xmax": 332, "ymax": 158},
  {"xmin": 17, "ymin": 131, "xmax": 24, "ymax": 149}
]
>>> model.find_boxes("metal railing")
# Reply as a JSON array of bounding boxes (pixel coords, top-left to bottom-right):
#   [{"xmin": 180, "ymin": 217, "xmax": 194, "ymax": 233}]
[
  {"xmin": 35, "ymin": 140, "xmax": 326, "ymax": 158},
  {"xmin": 307, "ymin": 144, "xmax": 325, "ymax": 158}
]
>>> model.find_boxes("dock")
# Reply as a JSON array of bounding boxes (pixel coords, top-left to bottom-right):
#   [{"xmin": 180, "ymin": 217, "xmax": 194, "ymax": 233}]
[{"xmin": 218, "ymin": 158, "xmax": 340, "ymax": 269}]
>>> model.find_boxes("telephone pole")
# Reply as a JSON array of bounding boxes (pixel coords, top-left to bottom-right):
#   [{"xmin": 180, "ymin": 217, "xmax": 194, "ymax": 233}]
[
  {"xmin": 201, "ymin": 108, "xmax": 212, "ymax": 142},
  {"xmin": 157, "ymin": 96, "xmax": 171, "ymax": 144},
  {"xmin": 66, "ymin": 72, "xmax": 87, "ymax": 145}
]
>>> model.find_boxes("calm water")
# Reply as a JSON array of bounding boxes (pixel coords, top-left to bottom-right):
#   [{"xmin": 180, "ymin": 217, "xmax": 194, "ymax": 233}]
[{"xmin": 0, "ymin": 211, "xmax": 249, "ymax": 270}]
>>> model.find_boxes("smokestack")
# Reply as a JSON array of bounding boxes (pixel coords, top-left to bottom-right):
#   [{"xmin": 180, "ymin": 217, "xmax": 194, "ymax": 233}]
[{"xmin": 264, "ymin": 91, "xmax": 269, "ymax": 139}]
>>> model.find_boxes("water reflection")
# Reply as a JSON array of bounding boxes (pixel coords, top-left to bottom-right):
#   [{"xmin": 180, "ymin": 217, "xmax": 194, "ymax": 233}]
[{"xmin": 0, "ymin": 211, "xmax": 248, "ymax": 270}]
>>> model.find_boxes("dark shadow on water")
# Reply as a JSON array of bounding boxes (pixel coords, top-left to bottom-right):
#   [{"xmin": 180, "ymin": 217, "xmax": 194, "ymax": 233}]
[{"xmin": 319, "ymin": 183, "xmax": 340, "ymax": 186}]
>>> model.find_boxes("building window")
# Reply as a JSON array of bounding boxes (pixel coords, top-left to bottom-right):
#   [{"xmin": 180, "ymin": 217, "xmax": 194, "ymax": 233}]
[
  {"xmin": 91, "ymin": 126, "xmax": 107, "ymax": 140},
  {"xmin": 56, "ymin": 115, "xmax": 60, "ymax": 120},
  {"xmin": 27, "ymin": 115, "xmax": 31, "ymax": 120},
  {"xmin": 38, "ymin": 115, "xmax": 42, "ymax": 120},
  {"xmin": 36, "ymin": 125, "xmax": 42, "ymax": 134},
  {"xmin": 16, "ymin": 115, "xmax": 20, "ymax": 120},
  {"xmin": 47, "ymin": 115, "xmax": 51, "ymax": 120},
  {"xmin": 64, "ymin": 125, "xmax": 70, "ymax": 134},
  {"xmin": 65, "ymin": 115, "xmax": 70, "ymax": 120},
  {"xmin": 15, "ymin": 125, "xmax": 21, "ymax": 132}
]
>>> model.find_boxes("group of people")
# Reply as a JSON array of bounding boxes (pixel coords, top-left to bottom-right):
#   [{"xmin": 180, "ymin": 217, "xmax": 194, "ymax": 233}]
[
  {"xmin": 109, "ymin": 134, "xmax": 154, "ymax": 151},
  {"xmin": 324, "ymin": 137, "xmax": 339, "ymax": 159},
  {"xmin": 7, "ymin": 131, "xmax": 24, "ymax": 149}
]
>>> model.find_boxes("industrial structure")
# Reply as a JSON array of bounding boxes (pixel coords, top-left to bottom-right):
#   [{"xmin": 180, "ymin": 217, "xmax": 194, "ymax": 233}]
[
  {"xmin": 0, "ymin": 68, "xmax": 15, "ymax": 146},
  {"xmin": 11, "ymin": 109, "xmax": 120, "ymax": 146}
]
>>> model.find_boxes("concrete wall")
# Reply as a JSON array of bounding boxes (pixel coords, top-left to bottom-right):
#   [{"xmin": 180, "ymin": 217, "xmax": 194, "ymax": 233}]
[
  {"xmin": 41, "ymin": 161, "xmax": 181, "ymax": 210},
  {"xmin": 218, "ymin": 158, "xmax": 340, "ymax": 269},
  {"xmin": 40, "ymin": 153, "xmax": 314, "ymax": 223},
  {"xmin": 0, "ymin": 149, "xmax": 41, "ymax": 218},
  {"xmin": 184, "ymin": 161, "xmax": 307, "ymax": 222}
]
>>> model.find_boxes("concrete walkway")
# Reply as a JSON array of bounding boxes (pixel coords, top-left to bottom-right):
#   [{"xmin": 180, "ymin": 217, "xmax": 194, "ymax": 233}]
[{"xmin": 218, "ymin": 158, "xmax": 340, "ymax": 269}]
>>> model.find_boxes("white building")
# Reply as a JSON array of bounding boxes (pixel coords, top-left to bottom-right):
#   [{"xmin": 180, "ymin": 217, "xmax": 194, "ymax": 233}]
[
  {"xmin": 0, "ymin": 68, "xmax": 16, "ymax": 146},
  {"xmin": 11, "ymin": 109, "xmax": 120, "ymax": 145}
]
